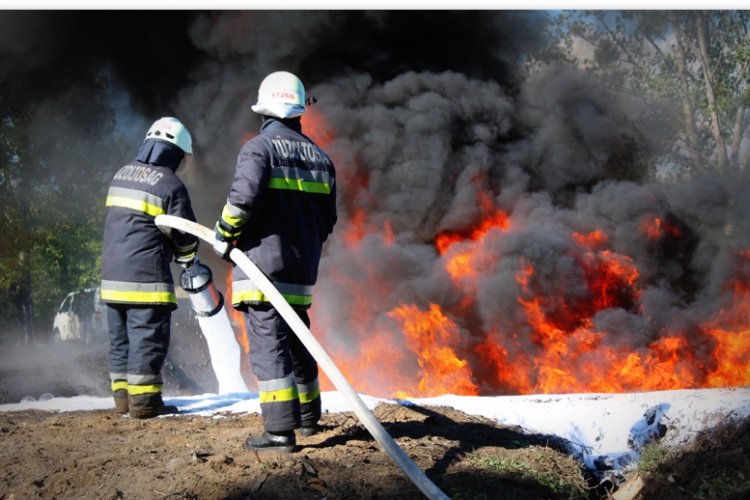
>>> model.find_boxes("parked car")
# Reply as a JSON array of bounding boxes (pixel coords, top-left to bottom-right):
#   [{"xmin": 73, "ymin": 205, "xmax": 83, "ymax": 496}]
[{"xmin": 52, "ymin": 288, "xmax": 107, "ymax": 343}]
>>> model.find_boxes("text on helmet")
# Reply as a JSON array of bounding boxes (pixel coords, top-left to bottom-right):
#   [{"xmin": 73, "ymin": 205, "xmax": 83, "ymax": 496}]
[{"xmin": 270, "ymin": 92, "xmax": 298, "ymax": 100}]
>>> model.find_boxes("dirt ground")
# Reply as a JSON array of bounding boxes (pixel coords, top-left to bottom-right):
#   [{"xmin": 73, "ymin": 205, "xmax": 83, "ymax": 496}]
[{"xmin": 1, "ymin": 321, "xmax": 749, "ymax": 500}]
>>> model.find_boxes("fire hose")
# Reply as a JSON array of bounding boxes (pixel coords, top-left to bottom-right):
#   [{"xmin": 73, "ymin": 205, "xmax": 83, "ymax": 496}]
[{"xmin": 155, "ymin": 215, "xmax": 451, "ymax": 500}]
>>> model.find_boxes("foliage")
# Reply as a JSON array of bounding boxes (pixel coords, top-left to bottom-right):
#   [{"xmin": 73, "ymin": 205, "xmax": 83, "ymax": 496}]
[
  {"xmin": 468, "ymin": 447, "xmax": 590, "ymax": 499},
  {"xmin": 638, "ymin": 415, "xmax": 750, "ymax": 500},
  {"xmin": 531, "ymin": 11, "xmax": 750, "ymax": 179},
  {"xmin": 0, "ymin": 68, "xmax": 128, "ymax": 342},
  {"xmin": 637, "ymin": 441, "xmax": 676, "ymax": 472}
]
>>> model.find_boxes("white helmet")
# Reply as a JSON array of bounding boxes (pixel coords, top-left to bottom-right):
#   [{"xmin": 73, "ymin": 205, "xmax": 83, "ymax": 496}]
[
  {"xmin": 144, "ymin": 117, "xmax": 193, "ymax": 155},
  {"xmin": 251, "ymin": 71, "xmax": 306, "ymax": 119}
]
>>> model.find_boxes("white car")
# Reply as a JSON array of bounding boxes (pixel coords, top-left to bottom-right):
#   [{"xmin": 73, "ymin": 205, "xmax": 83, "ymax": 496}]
[{"xmin": 52, "ymin": 288, "xmax": 107, "ymax": 343}]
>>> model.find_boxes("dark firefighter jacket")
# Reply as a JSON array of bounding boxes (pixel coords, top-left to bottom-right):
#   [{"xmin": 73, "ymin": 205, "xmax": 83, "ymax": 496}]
[
  {"xmin": 217, "ymin": 117, "xmax": 337, "ymax": 310},
  {"xmin": 101, "ymin": 140, "xmax": 199, "ymax": 307}
]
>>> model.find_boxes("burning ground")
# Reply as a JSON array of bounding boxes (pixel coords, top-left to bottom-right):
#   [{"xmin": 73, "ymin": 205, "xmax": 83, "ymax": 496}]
[{"xmin": 297, "ymin": 68, "xmax": 750, "ymax": 400}]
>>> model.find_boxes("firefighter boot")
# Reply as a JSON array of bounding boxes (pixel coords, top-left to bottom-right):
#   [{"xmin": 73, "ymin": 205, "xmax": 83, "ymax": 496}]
[
  {"xmin": 113, "ymin": 389, "xmax": 129, "ymax": 414},
  {"xmin": 128, "ymin": 393, "xmax": 179, "ymax": 419},
  {"xmin": 299, "ymin": 425, "xmax": 318, "ymax": 437},
  {"xmin": 244, "ymin": 431, "xmax": 297, "ymax": 453}
]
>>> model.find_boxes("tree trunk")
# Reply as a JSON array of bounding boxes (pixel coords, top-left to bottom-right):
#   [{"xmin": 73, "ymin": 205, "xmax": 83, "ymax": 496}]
[
  {"xmin": 670, "ymin": 13, "xmax": 704, "ymax": 171},
  {"xmin": 694, "ymin": 12, "xmax": 730, "ymax": 172},
  {"xmin": 730, "ymin": 101, "xmax": 745, "ymax": 169}
]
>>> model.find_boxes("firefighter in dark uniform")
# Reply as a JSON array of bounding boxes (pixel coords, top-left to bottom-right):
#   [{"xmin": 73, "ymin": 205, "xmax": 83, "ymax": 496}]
[
  {"xmin": 101, "ymin": 117, "xmax": 199, "ymax": 419},
  {"xmin": 9, "ymin": 281, "xmax": 34, "ymax": 345},
  {"xmin": 214, "ymin": 71, "xmax": 337, "ymax": 452}
]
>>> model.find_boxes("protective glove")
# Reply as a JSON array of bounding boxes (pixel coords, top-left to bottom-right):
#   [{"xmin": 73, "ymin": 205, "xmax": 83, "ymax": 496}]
[{"xmin": 213, "ymin": 224, "xmax": 235, "ymax": 262}]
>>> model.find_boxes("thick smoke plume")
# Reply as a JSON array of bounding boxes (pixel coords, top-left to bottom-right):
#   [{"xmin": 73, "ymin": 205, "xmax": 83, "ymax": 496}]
[{"xmin": 5, "ymin": 11, "xmax": 750, "ymax": 397}]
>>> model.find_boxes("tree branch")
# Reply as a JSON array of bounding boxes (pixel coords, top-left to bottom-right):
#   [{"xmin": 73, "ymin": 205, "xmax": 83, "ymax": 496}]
[{"xmin": 594, "ymin": 13, "xmax": 643, "ymax": 70}]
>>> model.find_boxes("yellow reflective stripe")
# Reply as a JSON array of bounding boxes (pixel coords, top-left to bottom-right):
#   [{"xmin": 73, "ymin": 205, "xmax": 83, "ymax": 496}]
[
  {"xmin": 174, "ymin": 250, "xmax": 197, "ymax": 261},
  {"xmin": 267, "ymin": 177, "xmax": 332, "ymax": 194},
  {"xmin": 111, "ymin": 380, "xmax": 128, "ymax": 392},
  {"xmin": 106, "ymin": 195, "xmax": 165, "ymax": 217},
  {"xmin": 259, "ymin": 386, "xmax": 299, "ymax": 404},
  {"xmin": 232, "ymin": 289, "xmax": 313, "ymax": 307},
  {"xmin": 127, "ymin": 384, "xmax": 163, "ymax": 395},
  {"xmin": 221, "ymin": 205, "xmax": 246, "ymax": 227},
  {"xmin": 101, "ymin": 289, "xmax": 177, "ymax": 304},
  {"xmin": 299, "ymin": 386, "xmax": 320, "ymax": 404},
  {"xmin": 216, "ymin": 225, "xmax": 238, "ymax": 239}
]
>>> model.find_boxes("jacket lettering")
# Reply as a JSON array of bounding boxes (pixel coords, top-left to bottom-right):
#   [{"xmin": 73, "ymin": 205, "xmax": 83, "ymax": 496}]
[
  {"xmin": 114, "ymin": 165, "xmax": 164, "ymax": 186},
  {"xmin": 271, "ymin": 139, "xmax": 330, "ymax": 166}
]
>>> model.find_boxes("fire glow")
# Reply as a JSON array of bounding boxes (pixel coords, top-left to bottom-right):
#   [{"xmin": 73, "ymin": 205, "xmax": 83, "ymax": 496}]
[{"xmin": 300, "ymin": 109, "xmax": 750, "ymax": 399}]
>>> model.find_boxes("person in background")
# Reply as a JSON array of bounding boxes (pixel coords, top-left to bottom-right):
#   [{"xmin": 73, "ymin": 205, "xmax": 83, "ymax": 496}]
[
  {"xmin": 214, "ymin": 71, "xmax": 337, "ymax": 453},
  {"xmin": 101, "ymin": 117, "xmax": 199, "ymax": 419},
  {"xmin": 10, "ymin": 280, "xmax": 34, "ymax": 346},
  {"xmin": 72, "ymin": 290, "xmax": 95, "ymax": 344}
]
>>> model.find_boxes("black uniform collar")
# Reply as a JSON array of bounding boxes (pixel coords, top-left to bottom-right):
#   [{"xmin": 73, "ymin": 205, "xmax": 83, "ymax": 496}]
[
  {"xmin": 136, "ymin": 140, "xmax": 185, "ymax": 171},
  {"xmin": 260, "ymin": 116, "xmax": 302, "ymax": 134}
]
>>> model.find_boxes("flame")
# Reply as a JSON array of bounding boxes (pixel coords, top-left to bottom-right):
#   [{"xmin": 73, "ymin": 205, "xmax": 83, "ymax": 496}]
[
  {"xmin": 301, "ymin": 107, "xmax": 336, "ymax": 149},
  {"xmin": 241, "ymin": 131, "xmax": 258, "ymax": 145},
  {"xmin": 388, "ymin": 303, "xmax": 479, "ymax": 397},
  {"xmin": 225, "ymin": 270, "xmax": 249, "ymax": 354},
  {"xmin": 300, "ymin": 109, "xmax": 750, "ymax": 399},
  {"xmin": 573, "ymin": 230, "xmax": 608, "ymax": 249},
  {"xmin": 639, "ymin": 216, "xmax": 686, "ymax": 241}
]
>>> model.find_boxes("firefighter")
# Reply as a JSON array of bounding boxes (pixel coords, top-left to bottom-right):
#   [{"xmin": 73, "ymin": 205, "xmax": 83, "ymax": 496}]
[
  {"xmin": 213, "ymin": 71, "xmax": 337, "ymax": 452},
  {"xmin": 101, "ymin": 117, "xmax": 199, "ymax": 419},
  {"xmin": 72, "ymin": 290, "xmax": 95, "ymax": 344},
  {"xmin": 9, "ymin": 280, "xmax": 34, "ymax": 345}
]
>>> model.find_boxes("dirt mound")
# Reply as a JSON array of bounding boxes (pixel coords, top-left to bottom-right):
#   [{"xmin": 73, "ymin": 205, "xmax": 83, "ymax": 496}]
[
  {"xmin": 0, "ymin": 402, "xmax": 590, "ymax": 500},
  {"xmin": 2, "ymin": 319, "xmax": 748, "ymax": 500},
  {"xmin": 637, "ymin": 415, "xmax": 750, "ymax": 500}
]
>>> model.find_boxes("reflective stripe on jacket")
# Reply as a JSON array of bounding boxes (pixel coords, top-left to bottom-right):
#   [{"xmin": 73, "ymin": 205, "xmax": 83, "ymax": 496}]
[
  {"xmin": 220, "ymin": 118, "xmax": 337, "ymax": 310},
  {"xmin": 101, "ymin": 158, "xmax": 198, "ymax": 306},
  {"xmin": 231, "ymin": 279, "xmax": 314, "ymax": 308}
]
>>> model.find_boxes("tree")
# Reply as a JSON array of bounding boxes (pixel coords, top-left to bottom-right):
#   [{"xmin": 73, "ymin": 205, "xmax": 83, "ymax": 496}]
[
  {"xmin": 0, "ymin": 67, "xmax": 128, "ymax": 342},
  {"xmin": 532, "ymin": 10, "xmax": 750, "ymax": 178}
]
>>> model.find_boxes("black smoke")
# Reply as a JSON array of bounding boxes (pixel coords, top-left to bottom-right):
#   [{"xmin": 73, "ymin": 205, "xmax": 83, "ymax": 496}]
[{"xmin": 4, "ymin": 11, "xmax": 749, "ymax": 396}]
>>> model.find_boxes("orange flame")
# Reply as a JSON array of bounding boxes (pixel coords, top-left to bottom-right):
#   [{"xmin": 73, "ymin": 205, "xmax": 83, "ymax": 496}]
[
  {"xmin": 225, "ymin": 270, "xmax": 249, "ymax": 354},
  {"xmin": 301, "ymin": 107, "xmax": 336, "ymax": 150},
  {"xmin": 388, "ymin": 304, "xmax": 479, "ymax": 397},
  {"xmin": 302, "ymin": 111, "xmax": 750, "ymax": 398},
  {"xmin": 241, "ymin": 131, "xmax": 258, "ymax": 145}
]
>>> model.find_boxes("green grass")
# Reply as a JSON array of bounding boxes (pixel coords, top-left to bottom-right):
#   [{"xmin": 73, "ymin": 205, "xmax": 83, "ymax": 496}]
[
  {"xmin": 636, "ymin": 442, "xmax": 676, "ymax": 473},
  {"xmin": 468, "ymin": 448, "xmax": 589, "ymax": 500}
]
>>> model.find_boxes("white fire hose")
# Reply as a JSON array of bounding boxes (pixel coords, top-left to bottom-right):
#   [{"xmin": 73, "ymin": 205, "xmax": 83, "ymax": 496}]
[{"xmin": 155, "ymin": 215, "xmax": 450, "ymax": 500}]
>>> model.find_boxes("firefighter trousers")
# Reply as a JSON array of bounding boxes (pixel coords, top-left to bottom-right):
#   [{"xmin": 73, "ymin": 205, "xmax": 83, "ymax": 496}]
[
  {"xmin": 244, "ymin": 305, "xmax": 321, "ymax": 433},
  {"xmin": 107, "ymin": 304, "xmax": 171, "ymax": 396}
]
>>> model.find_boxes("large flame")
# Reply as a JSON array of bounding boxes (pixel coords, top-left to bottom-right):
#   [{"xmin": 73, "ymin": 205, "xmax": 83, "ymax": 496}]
[{"xmin": 257, "ymin": 108, "xmax": 750, "ymax": 399}]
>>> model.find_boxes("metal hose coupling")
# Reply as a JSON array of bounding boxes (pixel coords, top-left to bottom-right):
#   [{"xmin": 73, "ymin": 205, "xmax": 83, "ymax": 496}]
[{"xmin": 180, "ymin": 257, "xmax": 224, "ymax": 317}]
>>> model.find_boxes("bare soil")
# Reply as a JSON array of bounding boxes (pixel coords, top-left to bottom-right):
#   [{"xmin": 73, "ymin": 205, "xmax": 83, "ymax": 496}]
[{"xmin": 1, "ymin": 320, "xmax": 749, "ymax": 500}]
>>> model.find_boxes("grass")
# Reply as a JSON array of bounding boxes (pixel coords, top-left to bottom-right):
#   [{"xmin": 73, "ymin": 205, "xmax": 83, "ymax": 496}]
[
  {"xmin": 635, "ymin": 415, "xmax": 750, "ymax": 500},
  {"xmin": 637, "ymin": 442, "xmax": 676, "ymax": 473},
  {"xmin": 468, "ymin": 446, "xmax": 590, "ymax": 500}
]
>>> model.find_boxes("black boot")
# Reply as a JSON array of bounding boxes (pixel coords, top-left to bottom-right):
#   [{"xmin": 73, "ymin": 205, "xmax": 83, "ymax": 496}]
[
  {"xmin": 299, "ymin": 425, "xmax": 318, "ymax": 437},
  {"xmin": 129, "ymin": 393, "xmax": 179, "ymax": 419},
  {"xmin": 244, "ymin": 431, "xmax": 297, "ymax": 453},
  {"xmin": 113, "ymin": 390, "xmax": 129, "ymax": 414}
]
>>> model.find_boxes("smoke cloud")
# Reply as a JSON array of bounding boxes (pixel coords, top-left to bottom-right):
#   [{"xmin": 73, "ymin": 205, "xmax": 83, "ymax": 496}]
[{"xmin": 5, "ymin": 11, "xmax": 750, "ymax": 396}]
